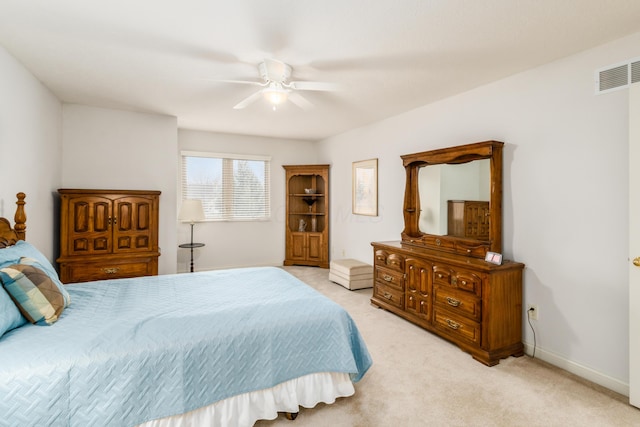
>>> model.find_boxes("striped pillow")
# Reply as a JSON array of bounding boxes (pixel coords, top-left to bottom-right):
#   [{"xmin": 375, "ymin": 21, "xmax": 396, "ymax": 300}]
[
  {"xmin": 18, "ymin": 257, "xmax": 71, "ymax": 307},
  {"xmin": 0, "ymin": 261, "xmax": 68, "ymax": 325}
]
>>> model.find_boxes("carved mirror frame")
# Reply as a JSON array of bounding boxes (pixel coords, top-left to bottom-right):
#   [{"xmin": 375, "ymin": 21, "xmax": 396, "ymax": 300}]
[{"xmin": 400, "ymin": 140, "xmax": 503, "ymax": 258}]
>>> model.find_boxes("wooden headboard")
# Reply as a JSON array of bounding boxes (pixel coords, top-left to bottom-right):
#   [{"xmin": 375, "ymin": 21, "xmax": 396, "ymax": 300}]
[{"xmin": 0, "ymin": 192, "xmax": 26, "ymax": 248}]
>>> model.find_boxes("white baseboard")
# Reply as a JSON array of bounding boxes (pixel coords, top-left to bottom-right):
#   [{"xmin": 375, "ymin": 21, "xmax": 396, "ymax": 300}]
[{"xmin": 524, "ymin": 342, "xmax": 629, "ymax": 397}]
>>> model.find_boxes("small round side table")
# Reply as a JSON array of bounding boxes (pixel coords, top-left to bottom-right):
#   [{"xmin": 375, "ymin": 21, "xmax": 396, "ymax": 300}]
[{"xmin": 179, "ymin": 242, "xmax": 205, "ymax": 272}]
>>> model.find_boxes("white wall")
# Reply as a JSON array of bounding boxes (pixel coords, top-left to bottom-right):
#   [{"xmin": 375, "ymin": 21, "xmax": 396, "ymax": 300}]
[
  {"xmin": 178, "ymin": 129, "xmax": 317, "ymax": 272},
  {"xmin": 62, "ymin": 104, "xmax": 178, "ymax": 274},
  {"xmin": 0, "ymin": 45, "xmax": 62, "ymax": 263},
  {"xmin": 317, "ymin": 32, "xmax": 640, "ymax": 394}
]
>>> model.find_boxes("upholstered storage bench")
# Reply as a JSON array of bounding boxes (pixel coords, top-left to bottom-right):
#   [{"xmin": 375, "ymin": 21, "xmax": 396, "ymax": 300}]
[{"xmin": 329, "ymin": 259, "xmax": 373, "ymax": 290}]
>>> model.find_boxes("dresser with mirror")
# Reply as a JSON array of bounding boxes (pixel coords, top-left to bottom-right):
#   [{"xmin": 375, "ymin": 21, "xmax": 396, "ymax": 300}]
[{"xmin": 371, "ymin": 140, "xmax": 524, "ymax": 366}]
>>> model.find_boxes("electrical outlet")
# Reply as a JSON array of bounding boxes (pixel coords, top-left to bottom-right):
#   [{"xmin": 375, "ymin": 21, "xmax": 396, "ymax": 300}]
[{"xmin": 527, "ymin": 304, "xmax": 538, "ymax": 320}]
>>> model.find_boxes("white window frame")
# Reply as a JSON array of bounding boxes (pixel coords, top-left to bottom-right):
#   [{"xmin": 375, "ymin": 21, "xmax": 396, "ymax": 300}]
[{"xmin": 180, "ymin": 151, "xmax": 272, "ymax": 222}]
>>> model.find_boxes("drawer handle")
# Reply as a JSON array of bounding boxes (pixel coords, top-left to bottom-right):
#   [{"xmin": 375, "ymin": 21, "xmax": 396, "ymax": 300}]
[
  {"xmin": 446, "ymin": 297, "xmax": 461, "ymax": 307},
  {"xmin": 437, "ymin": 273, "xmax": 443, "ymax": 279},
  {"xmin": 383, "ymin": 274, "xmax": 393, "ymax": 282},
  {"xmin": 461, "ymin": 280, "xmax": 467, "ymax": 286},
  {"xmin": 103, "ymin": 267, "xmax": 120, "ymax": 274},
  {"xmin": 383, "ymin": 292, "xmax": 393, "ymax": 300},
  {"xmin": 446, "ymin": 319, "xmax": 461, "ymax": 330}
]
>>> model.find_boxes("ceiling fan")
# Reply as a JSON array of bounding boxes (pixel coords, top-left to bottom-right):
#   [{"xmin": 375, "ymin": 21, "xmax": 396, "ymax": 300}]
[{"xmin": 214, "ymin": 58, "xmax": 339, "ymax": 110}]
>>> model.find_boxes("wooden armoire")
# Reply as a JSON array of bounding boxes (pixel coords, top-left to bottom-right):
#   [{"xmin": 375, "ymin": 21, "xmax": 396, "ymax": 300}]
[
  {"xmin": 56, "ymin": 189, "xmax": 160, "ymax": 283},
  {"xmin": 283, "ymin": 165, "xmax": 329, "ymax": 268}
]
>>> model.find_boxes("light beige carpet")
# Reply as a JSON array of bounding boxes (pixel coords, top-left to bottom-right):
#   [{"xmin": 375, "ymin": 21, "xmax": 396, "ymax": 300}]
[{"xmin": 254, "ymin": 266, "xmax": 640, "ymax": 427}]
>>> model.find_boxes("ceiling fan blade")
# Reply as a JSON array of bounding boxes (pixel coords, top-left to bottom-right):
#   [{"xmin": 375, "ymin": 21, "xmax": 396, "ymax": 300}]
[
  {"xmin": 287, "ymin": 81, "xmax": 340, "ymax": 91},
  {"xmin": 288, "ymin": 92, "xmax": 314, "ymax": 110},
  {"xmin": 233, "ymin": 91, "xmax": 263, "ymax": 109},
  {"xmin": 204, "ymin": 78, "xmax": 266, "ymax": 87}
]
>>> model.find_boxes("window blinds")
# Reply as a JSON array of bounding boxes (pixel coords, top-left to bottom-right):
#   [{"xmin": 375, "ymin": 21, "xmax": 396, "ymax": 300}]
[{"xmin": 180, "ymin": 151, "xmax": 271, "ymax": 221}]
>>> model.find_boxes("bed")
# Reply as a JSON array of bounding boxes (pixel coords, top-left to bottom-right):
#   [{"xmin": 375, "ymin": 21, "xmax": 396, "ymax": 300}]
[{"xmin": 0, "ymin": 193, "xmax": 372, "ymax": 427}]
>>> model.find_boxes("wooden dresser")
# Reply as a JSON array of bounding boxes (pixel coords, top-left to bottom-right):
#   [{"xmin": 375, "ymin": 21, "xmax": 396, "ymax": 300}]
[
  {"xmin": 371, "ymin": 141, "xmax": 524, "ymax": 366},
  {"xmin": 371, "ymin": 241, "xmax": 524, "ymax": 366},
  {"xmin": 57, "ymin": 189, "xmax": 160, "ymax": 283}
]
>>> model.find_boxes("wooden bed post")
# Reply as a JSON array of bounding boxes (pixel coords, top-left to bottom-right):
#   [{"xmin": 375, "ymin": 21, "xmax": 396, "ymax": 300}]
[{"xmin": 14, "ymin": 192, "xmax": 26, "ymax": 240}]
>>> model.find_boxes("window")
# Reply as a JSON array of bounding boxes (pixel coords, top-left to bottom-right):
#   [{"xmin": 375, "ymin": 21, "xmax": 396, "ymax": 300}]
[{"xmin": 180, "ymin": 151, "xmax": 271, "ymax": 221}]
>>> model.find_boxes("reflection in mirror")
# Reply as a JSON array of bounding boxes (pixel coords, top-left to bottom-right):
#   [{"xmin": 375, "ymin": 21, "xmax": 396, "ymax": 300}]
[{"xmin": 418, "ymin": 159, "xmax": 490, "ymax": 235}]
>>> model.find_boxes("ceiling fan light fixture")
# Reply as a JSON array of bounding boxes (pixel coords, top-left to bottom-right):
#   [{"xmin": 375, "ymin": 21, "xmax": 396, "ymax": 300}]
[{"xmin": 262, "ymin": 83, "xmax": 288, "ymax": 107}]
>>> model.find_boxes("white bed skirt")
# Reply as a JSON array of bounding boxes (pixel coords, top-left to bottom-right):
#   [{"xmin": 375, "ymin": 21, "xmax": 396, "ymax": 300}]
[{"xmin": 138, "ymin": 372, "xmax": 355, "ymax": 427}]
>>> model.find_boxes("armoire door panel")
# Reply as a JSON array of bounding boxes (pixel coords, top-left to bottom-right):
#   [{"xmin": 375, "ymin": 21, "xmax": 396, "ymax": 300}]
[
  {"xmin": 117, "ymin": 202, "xmax": 132, "ymax": 231},
  {"xmin": 117, "ymin": 236, "xmax": 132, "ymax": 250},
  {"xmin": 136, "ymin": 203, "xmax": 151, "ymax": 230},
  {"xmin": 73, "ymin": 238, "xmax": 88, "ymax": 252},
  {"xmin": 93, "ymin": 202, "xmax": 110, "ymax": 232},
  {"xmin": 93, "ymin": 237, "xmax": 110, "ymax": 252},
  {"xmin": 73, "ymin": 202, "xmax": 90, "ymax": 233},
  {"xmin": 135, "ymin": 235, "xmax": 150, "ymax": 249}
]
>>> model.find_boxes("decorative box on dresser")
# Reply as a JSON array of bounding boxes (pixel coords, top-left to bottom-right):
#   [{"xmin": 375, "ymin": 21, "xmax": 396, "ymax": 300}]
[
  {"xmin": 283, "ymin": 165, "xmax": 330, "ymax": 268},
  {"xmin": 371, "ymin": 141, "xmax": 525, "ymax": 366},
  {"xmin": 56, "ymin": 189, "xmax": 161, "ymax": 284}
]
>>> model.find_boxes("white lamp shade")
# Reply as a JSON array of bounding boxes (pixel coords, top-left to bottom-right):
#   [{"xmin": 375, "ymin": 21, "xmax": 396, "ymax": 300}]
[{"xmin": 178, "ymin": 199, "xmax": 205, "ymax": 223}]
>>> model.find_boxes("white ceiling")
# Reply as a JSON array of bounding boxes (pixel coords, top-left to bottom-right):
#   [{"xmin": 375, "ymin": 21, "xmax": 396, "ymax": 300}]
[{"xmin": 1, "ymin": 0, "xmax": 640, "ymax": 141}]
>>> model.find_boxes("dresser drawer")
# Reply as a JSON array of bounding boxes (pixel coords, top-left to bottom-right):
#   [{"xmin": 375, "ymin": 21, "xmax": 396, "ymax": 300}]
[
  {"xmin": 433, "ymin": 308, "xmax": 481, "ymax": 345},
  {"xmin": 59, "ymin": 258, "xmax": 158, "ymax": 283},
  {"xmin": 433, "ymin": 265, "xmax": 482, "ymax": 296},
  {"xmin": 433, "ymin": 265, "xmax": 453, "ymax": 286},
  {"xmin": 421, "ymin": 235, "xmax": 456, "ymax": 251},
  {"xmin": 453, "ymin": 270, "xmax": 483, "ymax": 296},
  {"xmin": 373, "ymin": 283, "xmax": 404, "ymax": 310},
  {"xmin": 374, "ymin": 249, "xmax": 405, "ymax": 272},
  {"xmin": 375, "ymin": 266, "xmax": 404, "ymax": 291},
  {"xmin": 454, "ymin": 241, "xmax": 488, "ymax": 258},
  {"xmin": 433, "ymin": 285, "xmax": 481, "ymax": 321}
]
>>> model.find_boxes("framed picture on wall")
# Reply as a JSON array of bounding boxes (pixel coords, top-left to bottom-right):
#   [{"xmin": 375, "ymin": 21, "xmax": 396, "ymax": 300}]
[{"xmin": 352, "ymin": 158, "xmax": 378, "ymax": 216}]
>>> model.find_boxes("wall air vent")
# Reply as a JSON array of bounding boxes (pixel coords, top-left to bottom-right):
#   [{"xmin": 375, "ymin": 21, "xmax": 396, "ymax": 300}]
[{"xmin": 596, "ymin": 56, "xmax": 640, "ymax": 94}]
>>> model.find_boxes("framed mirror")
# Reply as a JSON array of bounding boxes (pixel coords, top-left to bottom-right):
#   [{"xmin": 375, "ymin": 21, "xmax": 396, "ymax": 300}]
[{"xmin": 400, "ymin": 140, "xmax": 503, "ymax": 258}]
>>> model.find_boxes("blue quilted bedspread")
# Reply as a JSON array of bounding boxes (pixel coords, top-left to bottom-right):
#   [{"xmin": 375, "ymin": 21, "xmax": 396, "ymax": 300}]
[{"xmin": 0, "ymin": 267, "xmax": 372, "ymax": 427}]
